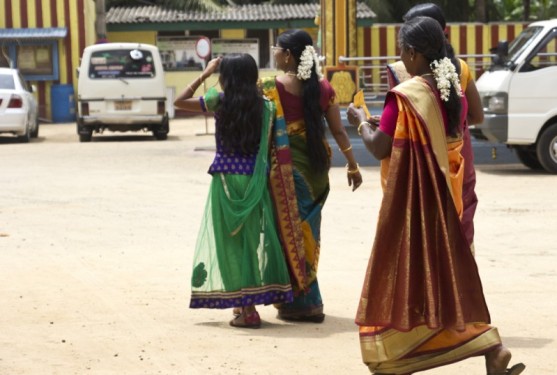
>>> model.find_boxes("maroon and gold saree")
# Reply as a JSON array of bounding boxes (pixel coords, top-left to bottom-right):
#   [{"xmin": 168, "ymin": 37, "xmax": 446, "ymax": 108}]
[{"xmin": 356, "ymin": 78, "xmax": 501, "ymax": 374}]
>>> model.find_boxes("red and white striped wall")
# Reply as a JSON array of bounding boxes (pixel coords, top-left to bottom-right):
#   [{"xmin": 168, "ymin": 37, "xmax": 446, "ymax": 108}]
[
  {"xmin": 358, "ymin": 22, "xmax": 529, "ymax": 80},
  {"xmin": 0, "ymin": 0, "xmax": 96, "ymax": 120}
]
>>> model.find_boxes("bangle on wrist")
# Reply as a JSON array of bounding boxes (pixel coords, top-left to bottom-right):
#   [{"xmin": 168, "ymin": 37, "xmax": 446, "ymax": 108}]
[
  {"xmin": 339, "ymin": 145, "xmax": 352, "ymax": 153},
  {"xmin": 358, "ymin": 121, "xmax": 371, "ymax": 136},
  {"xmin": 346, "ymin": 163, "xmax": 360, "ymax": 174}
]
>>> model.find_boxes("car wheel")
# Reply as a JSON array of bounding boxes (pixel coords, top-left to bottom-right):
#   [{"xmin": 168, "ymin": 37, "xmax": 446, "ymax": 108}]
[
  {"xmin": 153, "ymin": 131, "xmax": 168, "ymax": 140},
  {"xmin": 153, "ymin": 116, "xmax": 169, "ymax": 140},
  {"xmin": 536, "ymin": 123, "xmax": 557, "ymax": 173},
  {"xmin": 77, "ymin": 118, "xmax": 92, "ymax": 142},
  {"xmin": 17, "ymin": 123, "xmax": 31, "ymax": 143},
  {"xmin": 79, "ymin": 131, "xmax": 92, "ymax": 142},
  {"xmin": 30, "ymin": 116, "xmax": 39, "ymax": 138},
  {"xmin": 515, "ymin": 146, "xmax": 543, "ymax": 170}
]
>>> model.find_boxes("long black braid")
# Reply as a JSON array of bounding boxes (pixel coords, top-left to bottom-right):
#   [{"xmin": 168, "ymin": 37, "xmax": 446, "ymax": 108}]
[{"xmin": 278, "ymin": 29, "xmax": 330, "ymax": 173}]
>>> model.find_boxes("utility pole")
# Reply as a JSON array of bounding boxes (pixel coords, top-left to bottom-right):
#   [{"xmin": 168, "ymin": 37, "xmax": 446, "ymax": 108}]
[
  {"xmin": 95, "ymin": 0, "xmax": 107, "ymax": 43},
  {"xmin": 320, "ymin": 0, "xmax": 357, "ymax": 67}
]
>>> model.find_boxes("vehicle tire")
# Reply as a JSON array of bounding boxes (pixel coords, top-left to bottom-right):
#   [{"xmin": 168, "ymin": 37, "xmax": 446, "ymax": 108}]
[
  {"xmin": 515, "ymin": 146, "xmax": 543, "ymax": 170},
  {"xmin": 79, "ymin": 131, "xmax": 92, "ymax": 142},
  {"xmin": 153, "ymin": 115, "xmax": 169, "ymax": 140},
  {"xmin": 30, "ymin": 116, "xmax": 39, "ymax": 138},
  {"xmin": 536, "ymin": 123, "xmax": 557, "ymax": 173},
  {"xmin": 17, "ymin": 123, "xmax": 31, "ymax": 143},
  {"xmin": 77, "ymin": 118, "xmax": 92, "ymax": 142},
  {"xmin": 154, "ymin": 132, "xmax": 168, "ymax": 140}
]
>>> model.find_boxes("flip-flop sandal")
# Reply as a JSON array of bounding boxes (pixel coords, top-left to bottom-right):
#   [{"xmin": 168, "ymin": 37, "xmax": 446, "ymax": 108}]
[
  {"xmin": 229, "ymin": 311, "xmax": 261, "ymax": 329},
  {"xmin": 277, "ymin": 312, "xmax": 325, "ymax": 323},
  {"xmin": 489, "ymin": 363, "xmax": 526, "ymax": 375},
  {"xmin": 507, "ymin": 363, "xmax": 526, "ymax": 375}
]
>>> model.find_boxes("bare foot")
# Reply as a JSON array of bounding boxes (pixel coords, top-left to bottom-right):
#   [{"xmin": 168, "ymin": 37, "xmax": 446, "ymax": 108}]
[{"xmin": 485, "ymin": 345, "xmax": 512, "ymax": 374}]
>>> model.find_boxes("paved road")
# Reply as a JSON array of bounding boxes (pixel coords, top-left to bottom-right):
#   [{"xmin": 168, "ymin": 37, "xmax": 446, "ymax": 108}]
[{"xmin": 0, "ymin": 119, "xmax": 555, "ymax": 374}]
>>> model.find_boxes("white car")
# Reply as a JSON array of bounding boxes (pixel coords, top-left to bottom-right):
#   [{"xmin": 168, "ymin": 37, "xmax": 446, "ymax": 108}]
[{"xmin": 0, "ymin": 67, "xmax": 39, "ymax": 142}]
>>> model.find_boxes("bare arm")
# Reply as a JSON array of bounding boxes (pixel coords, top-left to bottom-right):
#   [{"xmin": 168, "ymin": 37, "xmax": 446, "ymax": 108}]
[
  {"xmin": 465, "ymin": 78, "xmax": 484, "ymax": 125},
  {"xmin": 325, "ymin": 102, "xmax": 363, "ymax": 191},
  {"xmin": 174, "ymin": 57, "xmax": 222, "ymax": 112},
  {"xmin": 346, "ymin": 104, "xmax": 392, "ymax": 160}
]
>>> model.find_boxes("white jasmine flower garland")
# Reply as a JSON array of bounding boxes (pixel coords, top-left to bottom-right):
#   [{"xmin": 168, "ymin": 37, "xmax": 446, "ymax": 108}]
[
  {"xmin": 297, "ymin": 45, "xmax": 323, "ymax": 80},
  {"xmin": 430, "ymin": 57, "xmax": 463, "ymax": 102}
]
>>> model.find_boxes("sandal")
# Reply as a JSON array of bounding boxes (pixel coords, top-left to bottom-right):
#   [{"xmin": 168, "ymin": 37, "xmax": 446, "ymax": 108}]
[
  {"xmin": 229, "ymin": 310, "xmax": 261, "ymax": 329},
  {"xmin": 277, "ymin": 312, "xmax": 325, "ymax": 323},
  {"xmin": 488, "ymin": 363, "xmax": 526, "ymax": 375}
]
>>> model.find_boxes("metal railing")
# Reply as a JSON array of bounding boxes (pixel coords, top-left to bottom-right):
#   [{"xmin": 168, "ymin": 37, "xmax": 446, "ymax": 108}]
[{"xmin": 338, "ymin": 54, "xmax": 495, "ymax": 106}]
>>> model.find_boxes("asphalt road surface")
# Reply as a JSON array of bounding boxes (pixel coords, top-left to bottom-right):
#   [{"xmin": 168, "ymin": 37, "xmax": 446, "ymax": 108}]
[{"xmin": 1, "ymin": 119, "xmax": 554, "ymax": 375}]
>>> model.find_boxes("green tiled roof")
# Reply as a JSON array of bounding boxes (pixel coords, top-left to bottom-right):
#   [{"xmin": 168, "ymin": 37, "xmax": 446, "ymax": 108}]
[{"xmin": 107, "ymin": 3, "xmax": 375, "ymax": 24}]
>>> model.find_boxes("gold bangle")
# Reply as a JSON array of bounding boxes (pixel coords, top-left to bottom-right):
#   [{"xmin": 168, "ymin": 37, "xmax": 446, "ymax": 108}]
[
  {"xmin": 346, "ymin": 163, "xmax": 360, "ymax": 174},
  {"xmin": 339, "ymin": 145, "xmax": 352, "ymax": 153},
  {"xmin": 357, "ymin": 121, "xmax": 371, "ymax": 136}
]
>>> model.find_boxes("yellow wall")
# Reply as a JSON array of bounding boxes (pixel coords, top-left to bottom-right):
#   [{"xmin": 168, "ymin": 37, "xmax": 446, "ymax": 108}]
[
  {"xmin": 107, "ymin": 31, "xmax": 158, "ymax": 44},
  {"xmin": 220, "ymin": 29, "xmax": 245, "ymax": 39}
]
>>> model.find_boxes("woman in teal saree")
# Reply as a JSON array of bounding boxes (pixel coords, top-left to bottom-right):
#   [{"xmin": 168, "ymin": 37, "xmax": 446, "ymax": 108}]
[{"xmin": 262, "ymin": 29, "xmax": 362, "ymax": 322}]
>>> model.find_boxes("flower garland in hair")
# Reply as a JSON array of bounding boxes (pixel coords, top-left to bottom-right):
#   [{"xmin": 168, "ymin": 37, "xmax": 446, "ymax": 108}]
[
  {"xmin": 297, "ymin": 45, "xmax": 323, "ymax": 80},
  {"xmin": 429, "ymin": 57, "xmax": 463, "ymax": 102}
]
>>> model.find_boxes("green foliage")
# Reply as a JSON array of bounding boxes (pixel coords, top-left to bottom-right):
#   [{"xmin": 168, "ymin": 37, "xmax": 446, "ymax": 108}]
[
  {"xmin": 106, "ymin": 0, "xmax": 319, "ymax": 10},
  {"xmin": 106, "ymin": 0, "xmax": 225, "ymax": 11},
  {"xmin": 493, "ymin": 0, "xmax": 557, "ymax": 21}
]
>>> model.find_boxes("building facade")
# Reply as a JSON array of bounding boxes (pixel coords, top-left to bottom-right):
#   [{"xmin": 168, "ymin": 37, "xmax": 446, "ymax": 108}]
[{"xmin": 0, "ymin": 0, "xmax": 96, "ymax": 120}]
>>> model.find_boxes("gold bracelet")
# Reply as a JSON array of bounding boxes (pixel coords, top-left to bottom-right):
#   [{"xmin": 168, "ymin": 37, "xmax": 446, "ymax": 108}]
[
  {"xmin": 346, "ymin": 163, "xmax": 360, "ymax": 174},
  {"xmin": 339, "ymin": 145, "xmax": 352, "ymax": 153},
  {"xmin": 357, "ymin": 121, "xmax": 371, "ymax": 136}
]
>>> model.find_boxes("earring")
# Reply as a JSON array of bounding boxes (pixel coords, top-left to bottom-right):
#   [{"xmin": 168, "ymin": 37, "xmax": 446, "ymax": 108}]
[
  {"xmin": 410, "ymin": 57, "xmax": 414, "ymax": 62},
  {"xmin": 285, "ymin": 57, "xmax": 289, "ymax": 64}
]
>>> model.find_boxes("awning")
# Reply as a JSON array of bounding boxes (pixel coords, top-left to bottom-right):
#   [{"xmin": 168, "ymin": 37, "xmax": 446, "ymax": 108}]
[{"xmin": 0, "ymin": 27, "xmax": 68, "ymax": 41}]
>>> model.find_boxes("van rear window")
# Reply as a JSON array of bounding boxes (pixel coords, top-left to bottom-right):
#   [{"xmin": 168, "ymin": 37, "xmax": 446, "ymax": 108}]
[{"xmin": 88, "ymin": 49, "xmax": 156, "ymax": 79}]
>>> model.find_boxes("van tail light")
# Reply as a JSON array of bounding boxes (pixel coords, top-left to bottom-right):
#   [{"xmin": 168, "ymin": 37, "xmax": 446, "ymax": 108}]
[
  {"xmin": 8, "ymin": 94, "xmax": 23, "ymax": 108},
  {"xmin": 157, "ymin": 100, "xmax": 165, "ymax": 115},
  {"xmin": 81, "ymin": 102, "xmax": 89, "ymax": 116}
]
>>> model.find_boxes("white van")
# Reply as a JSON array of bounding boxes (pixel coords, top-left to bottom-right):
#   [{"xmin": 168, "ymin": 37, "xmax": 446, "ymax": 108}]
[
  {"xmin": 473, "ymin": 19, "xmax": 557, "ymax": 173},
  {"xmin": 76, "ymin": 43, "xmax": 169, "ymax": 142}
]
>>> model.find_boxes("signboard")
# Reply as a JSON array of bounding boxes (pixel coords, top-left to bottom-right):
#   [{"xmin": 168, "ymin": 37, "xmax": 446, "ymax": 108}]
[
  {"xmin": 195, "ymin": 37, "xmax": 211, "ymax": 60},
  {"xmin": 211, "ymin": 38, "xmax": 259, "ymax": 66},
  {"xmin": 156, "ymin": 36, "xmax": 206, "ymax": 71}
]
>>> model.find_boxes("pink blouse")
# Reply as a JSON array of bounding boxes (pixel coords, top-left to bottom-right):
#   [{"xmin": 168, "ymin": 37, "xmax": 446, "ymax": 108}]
[{"xmin": 379, "ymin": 83, "xmax": 468, "ymax": 137}]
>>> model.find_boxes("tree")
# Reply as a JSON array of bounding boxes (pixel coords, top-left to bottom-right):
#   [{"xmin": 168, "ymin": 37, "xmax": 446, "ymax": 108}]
[
  {"xmin": 106, "ymin": 0, "xmax": 224, "ymax": 11},
  {"xmin": 106, "ymin": 0, "xmax": 319, "ymax": 10},
  {"xmin": 523, "ymin": 0, "xmax": 531, "ymax": 20}
]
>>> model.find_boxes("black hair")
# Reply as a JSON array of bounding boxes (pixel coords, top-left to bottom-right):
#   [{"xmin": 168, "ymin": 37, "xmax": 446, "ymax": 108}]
[
  {"xmin": 403, "ymin": 3, "xmax": 460, "ymax": 75},
  {"xmin": 217, "ymin": 53, "xmax": 263, "ymax": 155},
  {"xmin": 277, "ymin": 29, "xmax": 330, "ymax": 173},
  {"xmin": 399, "ymin": 16, "xmax": 462, "ymax": 136}
]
